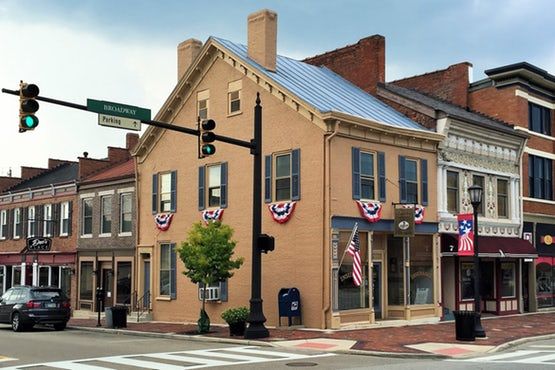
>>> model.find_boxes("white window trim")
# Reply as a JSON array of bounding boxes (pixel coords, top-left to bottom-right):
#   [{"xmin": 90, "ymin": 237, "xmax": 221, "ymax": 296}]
[
  {"xmin": 81, "ymin": 198, "xmax": 93, "ymax": 237},
  {"xmin": 43, "ymin": 204, "xmax": 52, "ymax": 237},
  {"xmin": 27, "ymin": 206, "xmax": 35, "ymax": 238},
  {"xmin": 516, "ymin": 89, "xmax": 555, "ymax": 109},
  {"xmin": 0, "ymin": 210, "xmax": 7, "ymax": 240},
  {"xmin": 13, "ymin": 208, "xmax": 20, "ymax": 239},
  {"xmin": 100, "ymin": 195, "xmax": 112, "ymax": 236},
  {"xmin": 117, "ymin": 187, "xmax": 135, "ymax": 194},
  {"xmin": 79, "ymin": 192, "xmax": 95, "ymax": 199},
  {"xmin": 119, "ymin": 192, "xmax": 133, "ymax": 235},
  {"xmin": 60, "ymin": 202, "xmax": 70, "ymax": 237}
]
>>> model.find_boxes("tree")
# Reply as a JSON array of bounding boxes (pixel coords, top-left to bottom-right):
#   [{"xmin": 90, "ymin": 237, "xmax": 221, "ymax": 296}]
[{"xmin": 178, "ymin": 221, "xmax": 244, "ymax": 333}]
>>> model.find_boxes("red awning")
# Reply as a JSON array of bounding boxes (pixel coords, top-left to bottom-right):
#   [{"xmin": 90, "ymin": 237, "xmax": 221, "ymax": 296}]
[{"xmin": 441, "ymin": 234, "xmax": 537, "ymax": 258}]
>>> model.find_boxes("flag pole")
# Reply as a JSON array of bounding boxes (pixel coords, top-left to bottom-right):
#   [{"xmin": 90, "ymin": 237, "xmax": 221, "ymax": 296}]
[{"xmin": 338, "ymin": 222, "xmax": 358, "ymax": 268}]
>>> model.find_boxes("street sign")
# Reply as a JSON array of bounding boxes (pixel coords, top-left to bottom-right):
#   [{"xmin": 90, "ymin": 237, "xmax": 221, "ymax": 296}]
[
  {"xmin": 87, "ymin": 99, "xmax": 151, "ymax": 121},
  {"xmin": 98, "ymin": 114, "xmax": 141, "ymax": 131}
]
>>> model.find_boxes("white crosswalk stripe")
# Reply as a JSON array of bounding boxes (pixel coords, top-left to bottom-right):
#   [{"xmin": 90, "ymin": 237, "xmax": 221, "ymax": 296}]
[
  {"xmin": 449, "ymin": 349, "xmax": 555, "ymax": 365},
  {"xmin": 2, "ymin": 345, "xmax": 335, "ymax": 369}
]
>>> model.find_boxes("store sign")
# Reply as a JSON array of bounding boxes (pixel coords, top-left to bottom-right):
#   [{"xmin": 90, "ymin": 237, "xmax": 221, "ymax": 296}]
[
  {"xmin": 394, "ymin": 207, "xmax": 415, "ymax": 237},
  {"xmin": 26, "ymin": 237, "xmax": 52, "ymax": 251}
]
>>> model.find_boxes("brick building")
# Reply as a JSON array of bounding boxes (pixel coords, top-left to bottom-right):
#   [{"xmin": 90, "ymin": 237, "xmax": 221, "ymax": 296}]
[{"xmin": 133, "ymin": 10, "xmax": 444, "ymax": 329}]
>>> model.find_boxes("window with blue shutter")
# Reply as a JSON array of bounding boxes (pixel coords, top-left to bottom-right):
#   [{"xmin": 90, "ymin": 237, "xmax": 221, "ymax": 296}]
[
  {"xmin": 170, "ymin": 243, "xmax": 176, "ymax": 299},
  {"xmin": 170, "ymin": 171, "xmax": 177, "ymax": 212},
  {"xmin": 378, "ymin": 152, "xmax": 386, "ymax": 201},
  {"xmin": 198, "ymin": 166, "xmax": 205, "ymax": 210},
  {"xmin": 264, "ymin": 155, "xmax": 272, "ymax": 203},
  {"xmin": 421, "ymin": 159, "xmax": 428, "ymax": 206},
  {"xmin": 291, "ymin": 149, "xmax": 300, "ymax": 200},
  {"xmin": 220, "ymin": 162, "xmax": 228, "ymax": 208},
  {"xmin": 219, "ymin": 280, "xmax": 228, "ymax": 302},
  {"xmin": 152, "ymin": 174, "xmax": 158, "ymax": 214},
  {"xmin": 399, "ymin": 156, "xmax": 407, "ymax": 203},
  {"xmin": 352, "ymin": 147, "xmax": 361, "ymax": 200}
]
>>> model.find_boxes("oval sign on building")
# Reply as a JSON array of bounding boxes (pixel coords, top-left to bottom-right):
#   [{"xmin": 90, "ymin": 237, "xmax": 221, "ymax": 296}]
[{"xmin": 26, "ymin": 237, "xmax": 52, "ymax": 252}]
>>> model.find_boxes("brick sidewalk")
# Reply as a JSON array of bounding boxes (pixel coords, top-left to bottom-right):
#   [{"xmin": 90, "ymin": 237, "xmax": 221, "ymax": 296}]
[{"xmin": 69, "ymin": 311, "xmax": 555, "ymax": 354}]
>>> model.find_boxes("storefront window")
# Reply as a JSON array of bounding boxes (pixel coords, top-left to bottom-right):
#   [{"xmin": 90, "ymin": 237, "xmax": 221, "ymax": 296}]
[
  {"xmin": 501, "ymin": 262, "xmax": 516, "ymax": 297},
  {"xmin": 387, "ymin": 237, "xmax": 404, "ymax": 305},
  {"xmin": 537, "ymin": 259, "xmax": 553, "ymax": 308},
  {"xmin": 80, "ymin": 262, "xmax": 94, "ymax": 300},
  {"xmin": 116, "ymin": 262, "xmax": 132, "ymax": 304},
  {"xmin": 0, "ymin": 265, "xmax": 5, "ymax": 294},
  {"xmin": 338, "ymin": 230, "xmax": 369, "ymax": 310},
  {"xmin": 460, "ymin": 262, "xmax": 474, "ymax": 300},
  {"xmin": 410, "ymin": 236, "xmax": 434, "ymax": 305},
  {"xmin": 60, "ymin": 267, "xmax": 71, "ymax": 297},
  {"xmin": 39, "ymin": 266, "xmax": 49, "ymax": 286},
  {"xmin": 12, "ymin": 266, "xmax": 21, "ymax": 286},
  {"xmin": 481, "ymin": 261, "xmax": 495, "ymax": 299}
]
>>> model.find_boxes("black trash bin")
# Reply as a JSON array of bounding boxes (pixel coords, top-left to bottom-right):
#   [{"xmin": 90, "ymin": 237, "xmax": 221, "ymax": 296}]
[
  {"xmin": 453, "ymin": 310, "xmax": 476, "ymax": 341},
  {"xmin": 278, "ymin": 287, "xmax": 301, "ymax": 326},
  {"xmin": 105, "ymin": 306, "xmax": 128, "ymax": 328}
]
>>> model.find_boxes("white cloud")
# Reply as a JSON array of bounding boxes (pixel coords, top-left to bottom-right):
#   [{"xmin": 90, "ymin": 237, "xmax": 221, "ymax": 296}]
[{"xmin": 0, "ymin": 20, "xmax": 175, "ymax": 177}]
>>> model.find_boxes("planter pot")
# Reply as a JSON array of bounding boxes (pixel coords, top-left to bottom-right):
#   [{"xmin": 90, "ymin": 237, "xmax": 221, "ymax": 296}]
[{"xmin": 228, "ymin": 321, "xmax": 246, "ymax": 336}]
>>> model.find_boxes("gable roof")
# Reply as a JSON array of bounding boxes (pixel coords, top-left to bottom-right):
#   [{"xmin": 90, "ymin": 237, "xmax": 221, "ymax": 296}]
[
  {"xmin": 80, "ymin": 158, "xmax": 135, "ymax": 185},
  {"xmin": 6, "ymin": 162, "xmax": 79, "ymax": 193},
  {"xmin": 381, "ymin": 83, "xmax": 527, "ymax": 138},
  {"xmin": 213, "ymin": 37, "xmax": 428, "ymax": 132}
]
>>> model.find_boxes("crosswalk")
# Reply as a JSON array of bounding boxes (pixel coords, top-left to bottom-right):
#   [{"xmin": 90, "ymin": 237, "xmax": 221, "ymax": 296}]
[
  {"xmin": 450, "ymin": 349, "xmax": 555, "ymax": 365},
  {"xmin": 2, "ymin": 345, "xmax": 334, "ymax": 369}
]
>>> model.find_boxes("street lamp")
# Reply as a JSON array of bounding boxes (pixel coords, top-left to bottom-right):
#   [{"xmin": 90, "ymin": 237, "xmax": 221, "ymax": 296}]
[{"xmin": 468, "ymin": 184, "xmax": 486, "ymax": 338}]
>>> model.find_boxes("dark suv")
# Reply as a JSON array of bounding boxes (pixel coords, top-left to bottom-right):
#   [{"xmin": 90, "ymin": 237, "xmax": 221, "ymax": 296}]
[{"xmin": 0, "ymin": 286, "xmax": 71, "ymax": 332}]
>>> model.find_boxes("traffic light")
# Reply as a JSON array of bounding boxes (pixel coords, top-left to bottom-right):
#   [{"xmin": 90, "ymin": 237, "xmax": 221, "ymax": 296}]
[
  {"xmin": 199, "ymin": 119, "xmax": 216, "ymax": 158},
  {"xmin": 19, "ymin": 82, "xmax": 40, "ymax": 132}
]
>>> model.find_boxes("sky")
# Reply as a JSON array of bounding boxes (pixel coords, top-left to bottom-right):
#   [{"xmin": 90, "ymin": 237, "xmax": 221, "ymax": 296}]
[{"xmin": 1, "ymin": 0, "xmax": 554, "ymax": 177}]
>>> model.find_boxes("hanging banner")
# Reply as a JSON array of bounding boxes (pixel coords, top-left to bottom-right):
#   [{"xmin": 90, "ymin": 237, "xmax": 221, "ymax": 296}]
[
  {"xmin": 394, "ymin": 207, "xmax": 415, "ymax": 237},
  {"xmin": 268, "ymin": 201, "xmax": 296, "ymax": 224},
  {"xmin": 154, "ymin": 213, "xmax": 173, "ymax": 231},
  {"xmin": 201, "ymin": 208, "xmax": 224, "ymax": 223},
  {"xmin": 355, "ymin": 201, "xmax": 382, "ymax": 223},
  {"xmin": 457, "ymin": 213, "xmax": 474, "ymax": 256}
]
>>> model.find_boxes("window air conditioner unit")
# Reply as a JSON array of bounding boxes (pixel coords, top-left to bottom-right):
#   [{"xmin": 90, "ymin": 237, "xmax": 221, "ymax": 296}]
[{"xmin": 198, "ymin": 286, "xmax": 220, "ymax": 301}]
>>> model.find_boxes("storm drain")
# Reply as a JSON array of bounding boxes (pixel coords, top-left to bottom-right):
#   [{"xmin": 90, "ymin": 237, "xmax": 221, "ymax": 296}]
[{"xmin": 286, "ymin": 362, "xmax": 319, "ymax": 367}]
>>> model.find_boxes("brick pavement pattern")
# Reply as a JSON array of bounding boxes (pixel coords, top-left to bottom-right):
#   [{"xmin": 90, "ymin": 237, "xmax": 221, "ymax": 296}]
[{"xmin": 69, "ymin": 312, "xmax": 555, "ymax": 354}]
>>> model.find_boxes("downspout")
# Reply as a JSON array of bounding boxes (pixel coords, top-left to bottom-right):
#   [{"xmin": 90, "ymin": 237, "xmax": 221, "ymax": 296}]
[
  {"xmin": 133, "ymin": 156, "xmax": 140, "ymax": 308},
  {"xmin": 322, "ymin": 120, "xmax": 340, "ymax": 329}
]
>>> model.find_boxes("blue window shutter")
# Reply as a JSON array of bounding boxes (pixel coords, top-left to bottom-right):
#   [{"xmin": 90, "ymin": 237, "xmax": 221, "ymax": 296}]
[
  {"xmin": 170, "ymin": 243, "xmax": 176, "ymax": 299},
  {"xmin": 198, "ymin": 166, "xmax": 205, "ymax": 210},
  {"xmin": 152, "ymin": 174, "xmax": 158, "ymax": 214},
  {"xmin": 221, "ymin": 162, "xmax": 228, "ymax": 208},
  {"xmin": 421, "ymin": 159, "xmax": 428, "ymax": 206},
  {"xmin": 291, "ymin": 149, "xmax": 301, "ymax": 201},
  {"xmin": 264, "ymin": 155, "xmax": 272, "ymax": 203},
  {"xmin": 170, "ymin": 171, "xmax": 177, "ymax": 212},
  {"xmin": 219, "ymin": 280, "xmax": 228, "ymax": 302},
  {"xmin": 352, "ymin": 147, "xmax": 361, "ymax": 200},
  {"xmin": 399, "ymin": 156, "xmax": 407, "ymax": 203},
  {"xmin": 378, "ymin": 151, "xmax": 386, "ymax": 202}
]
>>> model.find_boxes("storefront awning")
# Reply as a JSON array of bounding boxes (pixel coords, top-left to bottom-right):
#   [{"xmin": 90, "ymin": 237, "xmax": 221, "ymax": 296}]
[{"xmin": 441, "ymin": 234, "xmax": 538, "ymax": 258}]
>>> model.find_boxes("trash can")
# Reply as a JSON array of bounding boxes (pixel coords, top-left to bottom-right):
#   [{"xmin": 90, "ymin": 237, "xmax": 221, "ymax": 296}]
[
  {"xmin": 278, "ymin": 287, "xmax": 301, "ymax": 326},
  {"xmin": 105, "ymin": 306, "xmax": 128, "ymax": 328},
  {"xmin": 453, "ymin": 310, "xmax": 476, "ymax": 341}
]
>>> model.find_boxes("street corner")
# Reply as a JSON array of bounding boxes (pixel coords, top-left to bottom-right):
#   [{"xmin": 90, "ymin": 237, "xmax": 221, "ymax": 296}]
[
  {"xmin": 273, "ymin": 338, "xmax": 357, "ymax": 352},
  {"xmin": 405, "ymin": 342, "xmax": 495, "ymax": 358}
]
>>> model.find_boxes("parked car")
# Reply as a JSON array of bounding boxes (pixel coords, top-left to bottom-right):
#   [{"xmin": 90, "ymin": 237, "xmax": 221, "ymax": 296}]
[{"xmin": 0, "ymin": 286, "xmax": 71, "ymax": 332}]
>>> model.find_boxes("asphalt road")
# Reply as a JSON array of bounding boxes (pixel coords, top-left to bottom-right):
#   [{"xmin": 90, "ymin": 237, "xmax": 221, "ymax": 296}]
[{"xmin": 1, "ymin": 324, "xmax": 554, "ymax": 369}]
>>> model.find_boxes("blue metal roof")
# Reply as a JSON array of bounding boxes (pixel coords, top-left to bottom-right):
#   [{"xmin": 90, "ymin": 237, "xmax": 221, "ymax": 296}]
[{"xmin": 212, "ymin": 37, "xmax": 429, "ymax": 132}]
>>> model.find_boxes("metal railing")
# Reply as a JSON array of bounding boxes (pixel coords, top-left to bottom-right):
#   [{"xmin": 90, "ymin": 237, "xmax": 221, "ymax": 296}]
[{"xmin": 132, "ymin": 290, "xmax": 151, "ymax": 323}]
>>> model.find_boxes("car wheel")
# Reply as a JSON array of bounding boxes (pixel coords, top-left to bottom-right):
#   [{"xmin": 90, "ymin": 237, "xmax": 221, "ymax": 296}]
[
  {"xmin": 53, "ymin": 323, "xmax": 66, "ymax": 331},
  {"xmin": 11, "ymin": 313, "xmax": 23, "ymax": 332}
]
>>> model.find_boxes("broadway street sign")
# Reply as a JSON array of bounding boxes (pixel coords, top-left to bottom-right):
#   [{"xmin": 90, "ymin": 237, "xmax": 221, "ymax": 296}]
[{"xmin": 87, "ymin": 99, "xmax": 151, "ymax": 121}]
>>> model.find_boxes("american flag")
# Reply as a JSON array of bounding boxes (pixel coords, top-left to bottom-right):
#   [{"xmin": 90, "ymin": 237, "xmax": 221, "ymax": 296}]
[
  {"xmin": 347, "ymin": 223, "xmax": 362, "ymax": 287},
  {"xmin": 457, "ymin": 213, "xmax": 474, "ymax": 256}
]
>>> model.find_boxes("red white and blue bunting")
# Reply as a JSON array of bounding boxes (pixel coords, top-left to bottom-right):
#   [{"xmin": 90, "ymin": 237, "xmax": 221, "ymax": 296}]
[
  {"xmin": 355, "ymin": 201, "xmax": 382, "ymax": 223},
  {"xmin": 154, "ymin": 213, "xmax": 173, "ymax": 231},
  {"xmin": 201, "ymin": 208, "xmax": 224, "ymax": 223},
  {"xmin": 402, "ymin": 204, "xmax": 425, "ymax": 224},
  {"xmin": 268, "ymin": 201, "xmax": 296, "ymax": 224}
]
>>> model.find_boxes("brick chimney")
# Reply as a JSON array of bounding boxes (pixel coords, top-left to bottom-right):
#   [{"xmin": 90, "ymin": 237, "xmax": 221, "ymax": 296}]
[
  {"xmin": 392, "ymin": 62, "xmax": 472, "ymax": 108},
  {"xmin": 304, "ymin": 35, "xmax": 385, "ymax": 95},
  {"xmin": 126, "ymin": 133, "xmax": 139, "ymax": 152},
  {"xmin": 177, "ymin": 38, "xmax": 203, "ymax": 81},
  {"xmin": 247, "ymin": 9, "xmax": 277, "ymax": 72},
  {"xmin": 20, "ymin": 166, "xmax": 47, "ymax": 180},
  {"xmin": 0, "ymin": 176, "xmax": 22, "ymax": 192},
  {"xmin": 48, "ymin": 159, "xmax": 75, "ymax": 169}
]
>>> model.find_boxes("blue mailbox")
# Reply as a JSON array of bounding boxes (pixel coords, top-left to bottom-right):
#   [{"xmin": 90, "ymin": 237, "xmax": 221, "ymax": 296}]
[{"xmin": 278, "ymin": 287, "xmax": 302, "ymax": 326}]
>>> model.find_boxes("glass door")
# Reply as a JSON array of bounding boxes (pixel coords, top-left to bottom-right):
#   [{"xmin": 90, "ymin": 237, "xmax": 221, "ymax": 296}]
[{"xmin": 373, "ymin": 262, "xmax": 382, "ymax": 319}]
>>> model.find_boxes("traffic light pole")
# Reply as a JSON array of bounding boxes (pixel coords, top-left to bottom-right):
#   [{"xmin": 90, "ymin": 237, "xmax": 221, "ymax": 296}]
[{"xmin": 2, "ymin": 87, "xmax": 270, "ymax": 338}]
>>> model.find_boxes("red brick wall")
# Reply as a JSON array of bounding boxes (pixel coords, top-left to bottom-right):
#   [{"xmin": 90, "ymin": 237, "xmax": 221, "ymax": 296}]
[
  {"xmin": 468, "ymin": 86, "xmax": 526, "ymax": 126},
  {"xmin": 393, "ymin": 63, "xmax": 471, "ymax": 108},
  {"xmin": 20, "ymin": 166, "xmax": 47, "ymax": 180},
  {"xmin": 304, "ymin": 35, "xmax": 385, "ymax": 95},
  {"xmin": 0, "ymin": 177, "xmax": 21, "ymax": 192}
]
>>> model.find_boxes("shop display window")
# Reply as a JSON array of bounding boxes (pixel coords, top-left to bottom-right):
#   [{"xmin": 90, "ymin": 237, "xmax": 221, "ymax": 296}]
[{"xmin": 338, "ymin": 230, "xmax": 369, "ymax": 310}]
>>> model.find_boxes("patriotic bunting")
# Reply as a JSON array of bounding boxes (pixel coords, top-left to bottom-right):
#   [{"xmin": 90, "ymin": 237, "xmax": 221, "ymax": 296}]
[
  {"xmin": 355, "ymin": 201, "xmax": 382, "ymax": 223},
  {"xmin": 268, "ymin": 201, "xmax": 296, "ymax": 224},
  {"xmin": 154, "ymin": 213, "xmax": 173, "ymax": 231},
  {"xmin": 457, "ymin": 213, "xmax": 474, "ymax": 256},
  {"xmin": 402, "ymin": 204, "xmax": 425, "ymax": 224},
  {"xmin": 201, "ymin": 208, "xmax": 224, "ymax": 223}
]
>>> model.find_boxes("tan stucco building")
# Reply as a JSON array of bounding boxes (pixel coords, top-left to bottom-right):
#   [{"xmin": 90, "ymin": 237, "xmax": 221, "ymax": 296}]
[{"xmin": 133, "ymin": 10, "xmax": 443, "ymax": 329}]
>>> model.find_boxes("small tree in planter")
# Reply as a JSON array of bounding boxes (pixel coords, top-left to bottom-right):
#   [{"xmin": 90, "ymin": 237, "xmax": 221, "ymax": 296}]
[
  {"xmin": 178, "ymin": 221, "xmax": 244, "ymax": 333},
  {"xmin": 221, "ymin": 306, "xmax": 249, "ymax": 336}
]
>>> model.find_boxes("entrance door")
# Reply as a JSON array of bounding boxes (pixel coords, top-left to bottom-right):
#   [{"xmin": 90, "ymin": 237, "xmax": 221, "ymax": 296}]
[
  {"xmin": 143, "ymin": 261, "xmax": 150, "ymax": 307},
  {"xmin": 523, "ymin": 261, "xmax": 530, "ymax": 312},
  {"xmin": 101, "ymin": 268, "xmax": 113, "ymax": 309},
  {"xmin": 373, "ymin": 262, "xmax": 382, "ymax": 319}
]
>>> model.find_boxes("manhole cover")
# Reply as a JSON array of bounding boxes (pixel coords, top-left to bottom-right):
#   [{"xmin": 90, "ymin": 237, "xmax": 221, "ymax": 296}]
[{"xmin": 285, "ymin": 362, "xmax": 318, "ymax": 367}]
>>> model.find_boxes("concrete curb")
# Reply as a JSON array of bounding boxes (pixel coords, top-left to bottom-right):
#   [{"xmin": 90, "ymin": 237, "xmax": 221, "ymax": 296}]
[{"xmin": 489, "ymin": 333, "xmax": 555, "ymax": 353}]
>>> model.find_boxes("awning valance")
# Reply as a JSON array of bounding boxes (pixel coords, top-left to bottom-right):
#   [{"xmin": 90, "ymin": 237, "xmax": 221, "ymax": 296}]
[{"xmin": 441, "ymin": 234, "xmax": 537, "ymax": 258}]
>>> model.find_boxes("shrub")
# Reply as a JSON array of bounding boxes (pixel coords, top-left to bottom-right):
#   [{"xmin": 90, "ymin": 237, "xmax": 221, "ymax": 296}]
[{"xmin": 221, "ymin": 306, "xmax": 249, "ymax": 324}]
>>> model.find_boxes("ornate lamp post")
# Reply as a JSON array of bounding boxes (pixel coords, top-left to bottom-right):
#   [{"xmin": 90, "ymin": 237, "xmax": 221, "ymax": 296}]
[{"xmin": 468, "ymin": 184, "xmax": 486, "ymax": 338}]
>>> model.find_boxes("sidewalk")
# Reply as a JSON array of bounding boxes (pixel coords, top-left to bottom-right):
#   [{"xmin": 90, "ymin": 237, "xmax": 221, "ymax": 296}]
[{"xmin": 68, "ymin": 311, "xmax": 555, "ymax": 358}]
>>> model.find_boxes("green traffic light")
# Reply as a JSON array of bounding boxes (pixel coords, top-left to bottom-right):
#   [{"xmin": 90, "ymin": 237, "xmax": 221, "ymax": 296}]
[
  {"xmin": 21, "ymin": 115, "xmax": 39, "ymax": 129},
  {"xmin": 202, "ymin": 144, "xmax": 216, "ymax": 155}
]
